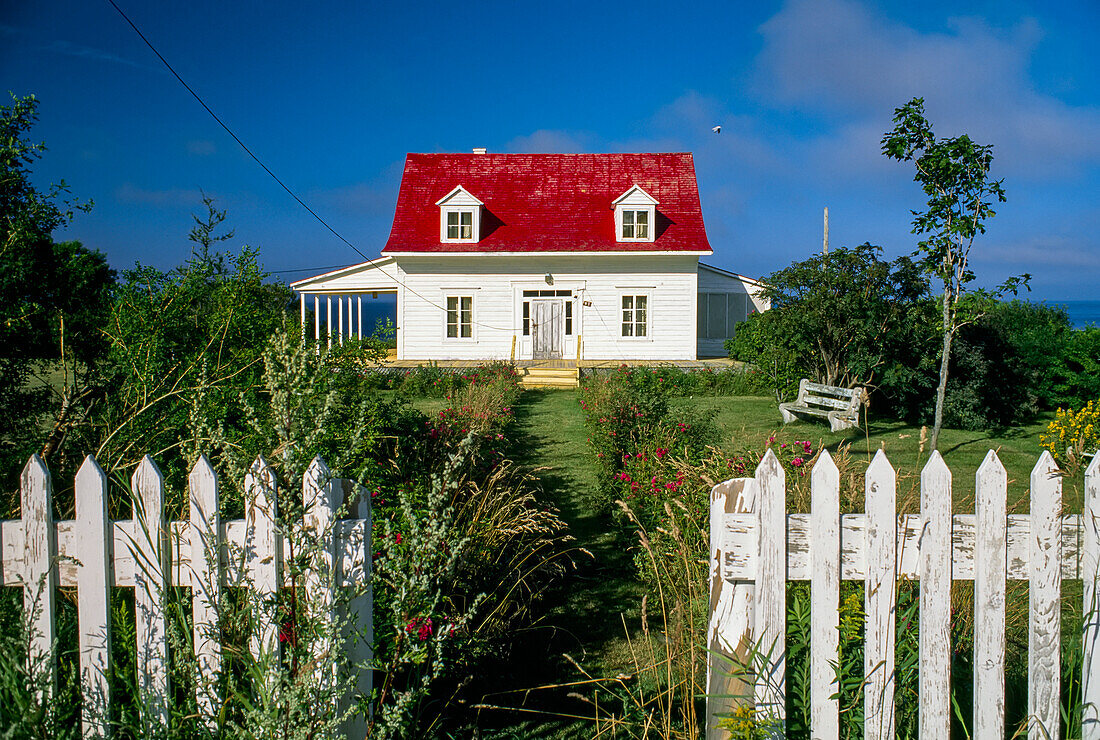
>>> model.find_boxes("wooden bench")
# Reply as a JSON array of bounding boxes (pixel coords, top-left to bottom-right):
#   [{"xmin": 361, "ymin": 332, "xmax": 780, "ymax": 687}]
[{"xmin": 779, "ymin": 379, "xmax": 864, "ymax": 432}]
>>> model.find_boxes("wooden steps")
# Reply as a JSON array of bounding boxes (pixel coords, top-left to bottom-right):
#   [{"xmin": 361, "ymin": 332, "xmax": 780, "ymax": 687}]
[{"xmin": 519, "ymin": 366, "xmax": 579, "ymax": 389}]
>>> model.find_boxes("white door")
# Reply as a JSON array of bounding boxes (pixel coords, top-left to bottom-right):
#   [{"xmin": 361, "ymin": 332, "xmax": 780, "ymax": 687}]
[{"xmin": 532, "ymin": 300, "xmax": 563, "ymax": 360}]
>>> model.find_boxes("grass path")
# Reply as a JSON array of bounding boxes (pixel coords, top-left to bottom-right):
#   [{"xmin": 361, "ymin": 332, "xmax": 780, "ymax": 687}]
[{"xmin": 472, "ymin": 389, "xmax": 642, "ymax": 738}]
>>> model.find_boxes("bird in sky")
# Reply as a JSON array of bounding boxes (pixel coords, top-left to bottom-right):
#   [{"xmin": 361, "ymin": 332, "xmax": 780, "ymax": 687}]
[{"xmin": 712, "ymin": 125, "xmax": 721, "ymax": 134}]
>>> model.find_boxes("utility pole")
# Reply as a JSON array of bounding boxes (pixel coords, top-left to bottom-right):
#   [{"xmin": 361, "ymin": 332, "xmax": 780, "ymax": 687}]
[{"xmin": 823, "ymin": 206, "xmax": 829, "ymax": 256}]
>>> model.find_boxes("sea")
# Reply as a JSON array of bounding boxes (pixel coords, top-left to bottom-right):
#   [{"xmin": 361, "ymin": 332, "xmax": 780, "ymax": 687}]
[
  {"xmin": 1053, "ymin": 300, "xmax": 1100, "ymax": 329},
  {"xmin": 339, "ymin": 295, "xmax": 1100, "ymax": 333}
]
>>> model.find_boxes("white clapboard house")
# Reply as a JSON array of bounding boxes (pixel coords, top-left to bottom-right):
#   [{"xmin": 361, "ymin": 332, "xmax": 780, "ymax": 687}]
[{"xmin": 292, "ymin": 151, "xmax": 766, "ymax": 360}]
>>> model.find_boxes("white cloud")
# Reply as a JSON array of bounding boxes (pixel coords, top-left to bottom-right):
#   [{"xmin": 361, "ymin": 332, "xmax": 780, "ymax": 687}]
[
  {"xmin": 754, "ymin": 0, "xmax": 1100, "ymax": 177},
  {"xmin": 505, "ymin": 129, "xmax": 595, "ymax": 153}
]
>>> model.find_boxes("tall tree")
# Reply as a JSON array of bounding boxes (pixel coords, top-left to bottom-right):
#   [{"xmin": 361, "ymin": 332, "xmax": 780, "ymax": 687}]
[
  {"xmin": 187, "ymin": 189, "xmax": 235, "ymax": 273},
  {"xmin": 1, "ymin": 94, "xmax": 114, "ymax": 485},
  {"xmin": 882, "ymin": 97, "xmax": 1027, "ymax": 450}
]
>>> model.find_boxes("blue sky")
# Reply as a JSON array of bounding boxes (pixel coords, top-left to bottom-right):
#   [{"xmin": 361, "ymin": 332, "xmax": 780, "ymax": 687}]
[{"xmin": 2, "ymin": 0, "xmax": 1098, "ymax": 299}]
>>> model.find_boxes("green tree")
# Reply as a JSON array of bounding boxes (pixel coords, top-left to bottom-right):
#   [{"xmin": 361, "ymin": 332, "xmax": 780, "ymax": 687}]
[
  {"xmin": 188, "ymin": 189, "xmax": 235, "ymax": 273},
  {"xmin": 727, "ymin": 243, "xmax": 935, "ymax": 414},
  {"xmin": 882, "ymin": 97, "xmax": 1028, "ymax": 449},
  {"xmin": 0, "ymin": 93, "xmax": 114, "ymax": 487}
]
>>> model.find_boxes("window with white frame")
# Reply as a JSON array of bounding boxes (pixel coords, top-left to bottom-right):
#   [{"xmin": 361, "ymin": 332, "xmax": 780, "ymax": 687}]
[
  {"xmin": 620, "ymin": 209, "xmax": 650, "ymax": 240},
  {"xmin": 621, "ymin": 294, "xmax": 648, "ymax": 337},
  {"xmin": 446, "ymin": 296, "xmax": 473, "ymax": 338},
  {"xmin": 445, "ymin": 209, "xmax": 474, "ymax": 240}
]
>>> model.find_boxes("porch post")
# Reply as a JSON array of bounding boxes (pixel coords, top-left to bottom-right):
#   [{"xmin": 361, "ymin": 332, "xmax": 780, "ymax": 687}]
[
  {"xmin": 326, "ymin": 295, "xmax": 333, "ymax": 349},
  {"xmin": 357, "ymin": 295, "xmax": 363, "ymax": 340},
  {"xmin": 313, "ymin": 295, "xmax": 321, "ymax": 352},
  {"xmin": 299, "ymin": 293, "xmax": 306, "ymax": 342},
  {"xmin": 338, "ymin": 294, "xmax": 344, "ymax": 346}
]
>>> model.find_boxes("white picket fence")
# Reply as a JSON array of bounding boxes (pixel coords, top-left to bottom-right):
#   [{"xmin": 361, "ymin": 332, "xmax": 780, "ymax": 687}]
[
  {"xmin": 706, "ymin": 448, "xmax": 1100, "ymax": 740},
  {"xmin": 0, "ymin": 453, "xmax": 373, "ymax": 738}
]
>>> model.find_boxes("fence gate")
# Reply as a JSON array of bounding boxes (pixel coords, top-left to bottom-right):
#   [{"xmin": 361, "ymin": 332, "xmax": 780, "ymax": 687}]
[{"xmin": 706, "ymin": 448, "xmax": 1100, "ymax": 740}]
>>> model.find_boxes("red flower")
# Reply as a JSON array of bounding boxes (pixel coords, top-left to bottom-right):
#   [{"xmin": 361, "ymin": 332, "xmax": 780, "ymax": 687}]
[{"xmin": 405, "ymin": 617, "xmax": 433, "ymax": 642}]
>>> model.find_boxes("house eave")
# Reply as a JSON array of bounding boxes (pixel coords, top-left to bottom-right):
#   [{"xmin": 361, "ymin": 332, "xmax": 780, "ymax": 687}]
[
  {"xmin": 290, "ymin": 256, "xmax": 396, "ymax": 290},
  {"xmin": 698, "ymin": 261, "xmax": 765, "ymax": 286}
]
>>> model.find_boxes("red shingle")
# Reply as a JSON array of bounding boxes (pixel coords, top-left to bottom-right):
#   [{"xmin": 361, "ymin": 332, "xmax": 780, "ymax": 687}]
[{"xmin": 381, "ymin": 152, "xmax": 713, "ymax": 254}]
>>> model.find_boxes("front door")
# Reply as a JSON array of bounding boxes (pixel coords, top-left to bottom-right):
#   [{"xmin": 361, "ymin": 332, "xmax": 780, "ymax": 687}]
[{"xmin": 531, "ymin": 300, "xmax": 563, "ymax": 359}]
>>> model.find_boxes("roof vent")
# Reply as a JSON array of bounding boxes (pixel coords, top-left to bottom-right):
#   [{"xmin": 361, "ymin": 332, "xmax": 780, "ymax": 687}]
[{"xmin": 471, "ymin": 147, "xmax": 487, "ymax": 154}]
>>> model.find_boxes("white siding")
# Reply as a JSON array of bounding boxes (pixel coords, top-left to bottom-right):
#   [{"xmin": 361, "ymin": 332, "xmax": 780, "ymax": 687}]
[{"xmin": 396, "ymin": 255, "xmax": 699, "ymax": 360}]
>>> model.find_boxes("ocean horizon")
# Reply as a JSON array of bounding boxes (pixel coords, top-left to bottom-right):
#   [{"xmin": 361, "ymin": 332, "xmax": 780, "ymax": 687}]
[{"xmin": 1045, "ymin": 299, "xmax": 1100, "ymax": 329}]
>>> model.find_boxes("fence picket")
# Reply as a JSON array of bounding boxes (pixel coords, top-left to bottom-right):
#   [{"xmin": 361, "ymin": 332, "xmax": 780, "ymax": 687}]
[
  {"xmin": 707, "ymin": 476, "xmax": 756, "ymax": 737},
  {"xmin": 1084, "ymin": 452, "xmax": 1100, "ymax": 740},
  {"xmin": 245, "ymin": 456, "xmax": 280, "ymax": 660},
  {"xmin": 754, "ymin": 450, "xmax": 786, "ymax": 724},
  {"xmin": 974, "ymin": 451, "xmax": 1007, "ymax": 738},
  {"xmin": 74, "ymin": 456, "xmax": 111, "ymax": 737},
  {"xmin": 863, "ymin": 450, "xmax": 895, "ymax": 740},
  {"xmin": 304, "ymin": 456, "xmax": 337, "ymax": 695},
  {"xmin": 919, "ymin": 452, "xmax": 951, "ymax": 739},
  {"xmin": 1029, "ymin": 451, "xmax": 1062, "ymax": 740},
  {"xmin": 189, "ymin": 455, "xmax": 221, "ymax": 720},
  {"xmin": 810, "ymin": 450, "xmax": 839, "ymax": 740},
  {"xmin": 21, "ymin": 454, "xmax": 56, "ymax": 699},
  {"xmin": 341, "ymin": 480, "xmax": 374, "ymax": 738},
  {"xmin": 131, "ymin": 455, "xmax": 168, "ymax": 729}
]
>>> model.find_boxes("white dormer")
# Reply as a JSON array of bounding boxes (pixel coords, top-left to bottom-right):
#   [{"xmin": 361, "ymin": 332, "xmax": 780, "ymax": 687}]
[
  {"xmin": 613, "ymin": 185, "xmax": 658, "ymax": 242},
  {"xmin": 436, "ymin": 185, "xmax": 483, "ymax": 243}
]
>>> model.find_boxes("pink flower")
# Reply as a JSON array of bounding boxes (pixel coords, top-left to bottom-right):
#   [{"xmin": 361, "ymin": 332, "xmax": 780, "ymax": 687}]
[
  {"xmin": 792, "ymin": 457, "xmax": 804, "ymax": 467},
  {"xmin": 394, "ymin": 533, "xmax": 403, "ymax": 544}
]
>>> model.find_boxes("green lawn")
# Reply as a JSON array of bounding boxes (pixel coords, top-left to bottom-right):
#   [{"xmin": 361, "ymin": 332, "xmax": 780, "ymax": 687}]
[
  {"xmin": 393, "ymin": 386, "xmax": 1069, "ymax": 736},
  {"xmin": 672, "ymin": 395, "xmax": 1066, "ymax": 509}
]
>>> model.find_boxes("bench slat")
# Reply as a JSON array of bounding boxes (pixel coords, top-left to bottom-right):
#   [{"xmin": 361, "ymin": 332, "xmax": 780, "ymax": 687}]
[
  {"xmin": 780, "ymin": 405, "xmax": 831, "ymax": 418},
  {"xmin": 804, "ymin": 382, "xmax": 859, "ymax": 399},
  {"xmin": 802, "ymin": 394, "xmax": 853, "ymax": 411}
]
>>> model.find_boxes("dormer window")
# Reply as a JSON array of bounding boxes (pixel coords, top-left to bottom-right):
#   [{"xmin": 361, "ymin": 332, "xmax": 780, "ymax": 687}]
[
  {"xmin": 613, "ymin": 185, "xmax": 658, "ymax": 243},
  {"xmin": 436, "ymin": 185, "xmax": 483, "ymax": 244},
  {"xmin": 621, "ymin": 209, "xmax": 649, "ymax": 239},
  {"xmin": 447, "ymin": 210, "xmax": 473, "ymax": 239}
]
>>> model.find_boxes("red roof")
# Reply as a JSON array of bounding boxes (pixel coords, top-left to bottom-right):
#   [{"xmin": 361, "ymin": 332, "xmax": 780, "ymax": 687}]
[{"xmin": 381, "ymin": 153, "xmax": 713, "ymax": 254}]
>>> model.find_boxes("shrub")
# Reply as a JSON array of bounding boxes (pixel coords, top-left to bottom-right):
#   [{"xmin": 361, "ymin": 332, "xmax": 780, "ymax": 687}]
[
  {"xmin": 1052, "ymin": 327, "xmax": 1100, "ymax": 409},
  {"xmin": 725, "ymin": 244, "xmax": 935, "ymax": 406},
  {"xmin": 363, "ymin": 361, "xmax": 522, "ymax": 399},
  {"xmin": 940, "ymin": 301, "xmax": 1071, "ymax": 429},
  {"xmin": 580, "ymin": 367, "xmax": 716, "ymax": 516},
  {"xmin": 1040, "ymin": 401, "xmax": 1100, "ymax": 475}
]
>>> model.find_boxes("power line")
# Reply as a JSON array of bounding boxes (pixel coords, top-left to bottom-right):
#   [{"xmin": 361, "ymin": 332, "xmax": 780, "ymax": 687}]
[
  {"xmin": 105, "ymin": 0, "xmax": 367, "ymax": 261},
  {"xmin": 105, "ymin": 0, "xmax": 514, "ymax": 331}
]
